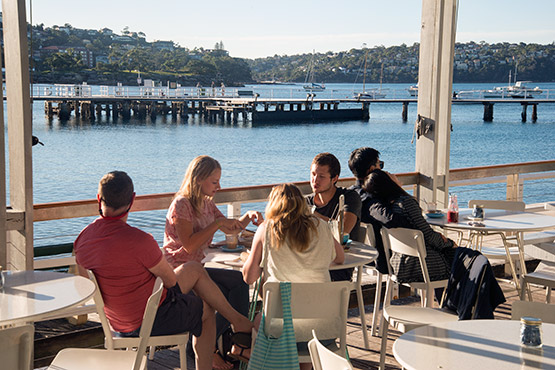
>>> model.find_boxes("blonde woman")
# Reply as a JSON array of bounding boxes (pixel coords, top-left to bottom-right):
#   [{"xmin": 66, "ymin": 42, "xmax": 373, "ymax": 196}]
[
  {"xmin": 163, "ymin": 155, "xmax": 263, "ymax": 369},
  {"xmin": 242, "ymin": 183, "xmax": 344, "ymax": 370}
]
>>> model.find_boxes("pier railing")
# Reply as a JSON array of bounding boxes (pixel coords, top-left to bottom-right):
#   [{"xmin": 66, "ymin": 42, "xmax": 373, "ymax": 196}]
[{"xmin": 30, "ymin": 160, "xmax": 555, "ymax": 267}]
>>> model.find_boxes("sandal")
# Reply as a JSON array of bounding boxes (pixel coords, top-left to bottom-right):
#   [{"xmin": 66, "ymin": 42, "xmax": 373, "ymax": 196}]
[
  {"xmin": 227, "ymin": 343, "xmax": 250, "ymax": 363},
  {"xmin": 213, "ymin": 350, "xmax": 233, "ymax": 370},
  {"xmin": 230, "ymin": 331, "xmax": 252, "ymax": 349}
]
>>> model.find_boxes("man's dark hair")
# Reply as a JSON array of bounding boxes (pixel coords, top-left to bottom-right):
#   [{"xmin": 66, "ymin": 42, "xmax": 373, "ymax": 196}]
[
  {"xmin": 312, "ymin": 152, "xmax": 341, "ymax": 178},
  {"xmin": 348, "ymin": 147, "xmax": 380, "ymax": 180},
  {"xmin": 98, "ymin": 171, "xmax": 134, "ymax": 210}
]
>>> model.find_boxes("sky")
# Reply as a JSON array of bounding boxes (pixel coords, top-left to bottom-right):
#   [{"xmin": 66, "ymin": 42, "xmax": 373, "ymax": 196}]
[{"xmin": 20, "ymin": 0, "xmax": 555, "ymax": 59}]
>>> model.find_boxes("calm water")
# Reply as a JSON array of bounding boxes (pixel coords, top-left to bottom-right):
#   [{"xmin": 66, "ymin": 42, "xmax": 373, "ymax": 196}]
[{"xmin": 11, "ymin": 82, "xmax": 555, "ymax": 247}]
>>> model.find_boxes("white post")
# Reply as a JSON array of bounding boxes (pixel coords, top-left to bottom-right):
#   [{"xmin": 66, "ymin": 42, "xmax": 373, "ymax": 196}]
[
  {"xmin": 415, "ymin": 0, "xmax": 458, "ymax": 208},
  {"xmin": 2, "ymin": 0, "xmax": 34, "ymax": 270},
  {"xmin": 0, "ymin": 55, "xmax": 6, "ymax": 269}
]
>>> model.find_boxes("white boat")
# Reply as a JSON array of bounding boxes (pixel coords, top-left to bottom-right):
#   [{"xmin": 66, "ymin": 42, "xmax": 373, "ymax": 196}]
[
  {"xmin": 456, "ymin": 87, "xmax": 507, "ymax": 99},
  {"xmin": 353, "ymin": 51, "xmax": 387, "ymax": 99},
  {"xmin": 507, "ymin": 81, "xmax": 543, "ymax": 98},
  {"xmin": 407, "ymin": 85, "xmax": 418, "ymax": 97},
  {"xmin": 303, "ymin": 82, "xmax": 326, "ymax": 91},
  {"xmin": 303, "ymin": 50, "xmax": 326, "ymax": 92}
]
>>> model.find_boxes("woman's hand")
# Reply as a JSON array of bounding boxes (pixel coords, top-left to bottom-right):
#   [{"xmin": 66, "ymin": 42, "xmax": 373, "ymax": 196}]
[
  {"xmin": 240, "ymin": 211, "xmax": 264, "ymax": 228},
  {"xmin": 218, "ymin": 218, "xmax": 244, "ymax": 234}
]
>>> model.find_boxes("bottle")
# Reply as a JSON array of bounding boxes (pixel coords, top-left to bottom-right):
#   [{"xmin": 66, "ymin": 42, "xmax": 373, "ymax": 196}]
[
  {"xmin": 520, "ymin": 317, "xmax": 542, "ymax": 348},
  {"xmin": 447, "ymin": 194, "xmax": 459, "ymax": 223}
]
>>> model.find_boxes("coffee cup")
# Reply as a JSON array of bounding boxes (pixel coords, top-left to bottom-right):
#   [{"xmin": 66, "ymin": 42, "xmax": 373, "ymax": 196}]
[
  {"xmin": 225, "ymin": 234, "xmax": 239, "ymax": 249},
  {"xmin": 426, "ymin": 201, "xmax": 437, "ymax": 213}
]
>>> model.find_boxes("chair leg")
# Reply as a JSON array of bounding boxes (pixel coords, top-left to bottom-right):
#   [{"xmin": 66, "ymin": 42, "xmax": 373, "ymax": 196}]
[
  {"xmin": 547, "ymin": 287, "xmax": 552, "ymax": 304},
  {"xmin": 354, "ymin": 266, "xmax": 370, "ymax": 349},
  {"xmin": 370, "ymin": 273, "xmax": 383, "ymax": 337},
  {"xmin": 178, "ymin": 342, "xmax": 187, "ymax": 369},
  {"xmin": 378, "ymin": 318, "xmax": 389, "ymax": 370},
  {"xmin": 149, "ymin": 345, "xmax": 155, "ymax": 360},
  {"xmin": 519, "ymin": 277, "xmax": 527, "ymax": 301}
]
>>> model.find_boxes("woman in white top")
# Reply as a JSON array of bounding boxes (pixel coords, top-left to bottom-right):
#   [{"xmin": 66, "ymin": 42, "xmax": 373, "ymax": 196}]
[
  {"xmin": 243, "ymin": 183, "xmax": 344, "ymax": 284},
  {"xmin": 243, "ymin": 183, "xmax": 344, "ymax": 369}
]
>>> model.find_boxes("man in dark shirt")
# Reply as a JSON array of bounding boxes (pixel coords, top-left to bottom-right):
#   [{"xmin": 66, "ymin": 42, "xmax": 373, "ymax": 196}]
[
  {"xmin": 306, "ymin": 153, "xmax": 362, "ymax": 281},
  {"xmin": 348, "ymin": 147, "xmax": 401, "ymax": 273}
]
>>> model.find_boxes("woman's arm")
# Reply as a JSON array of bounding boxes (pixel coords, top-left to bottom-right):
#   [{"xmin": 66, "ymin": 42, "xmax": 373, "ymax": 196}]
[
  {"xmin": 173, "ymin": 216, "xmax": 222, "ymax": 254},
  {"xmin": 401, "ymin": 197, "xmax": 455, "ymax": 251},
  {"xmin": 242, "ymin": 222, "xmax": 266, "ymax": 284},
  {"xmin": 333, "ymin": 237, "xmax": 345, "ymax": 264}
]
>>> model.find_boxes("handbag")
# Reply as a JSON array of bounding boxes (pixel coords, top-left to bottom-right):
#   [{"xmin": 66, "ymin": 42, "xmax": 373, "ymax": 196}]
[{"xmin": 247, "ymin": 282, "xmax": 300, "ymax": 370}]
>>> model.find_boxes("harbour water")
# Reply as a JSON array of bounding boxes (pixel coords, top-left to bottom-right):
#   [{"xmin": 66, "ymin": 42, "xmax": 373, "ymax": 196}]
[{"xmin": 11, "ymin": 82, "xmax": 555, "ymax": 247}]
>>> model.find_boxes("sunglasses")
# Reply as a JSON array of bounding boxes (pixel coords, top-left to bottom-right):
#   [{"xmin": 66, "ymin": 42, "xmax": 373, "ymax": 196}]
[{"xmin": 379, "ymin": 160, "xmax": 384, "ymax": 169}]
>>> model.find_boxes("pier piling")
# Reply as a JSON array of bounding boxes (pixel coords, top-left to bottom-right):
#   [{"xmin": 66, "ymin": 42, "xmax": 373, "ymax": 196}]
[
  {"xmin": 402, "ymin": 102, "xmax": 409, "ymax": 122},
  {"xmin": 521, "ymin": 103, "xmax": 528, "ymax": 123},
  {"xmin": 531, "ymin": 104, "xmax": 538, "ymax": 123},
  {"xmin": 483, "ymin": 102, "xmax": 494, "ymax": 122}
]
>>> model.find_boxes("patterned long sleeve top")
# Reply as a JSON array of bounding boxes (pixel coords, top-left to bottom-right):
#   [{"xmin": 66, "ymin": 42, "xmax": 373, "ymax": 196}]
[{"xmin": 389, "ymin": 195, "xmax": 456, "ymax": 283}]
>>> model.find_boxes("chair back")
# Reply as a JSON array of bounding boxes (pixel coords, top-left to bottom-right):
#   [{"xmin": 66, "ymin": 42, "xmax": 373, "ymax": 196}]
[
  {"xmin": 308, "ymin": 330, "xmax": 353, "ymax": 370},
  {"xmin": 468, "ymin": 199, "xmax": 525, "ymax": 212},
  {"xmin": 380, "ymin": 227, "xmax": 431, "ymax": 284},
  {"xmin": 360, "ymin": 222, "xmax": 376, "ymax": 247},
  {"xmin": 0, "ymin": 325, "xmax": 34, "ymax": 370},
  {"xmin": 263, "ymin": 281, "xmax": 350, "ymax": 350},
  {"xmin": 511, "ymin": 300, "xmax": 555, "ymax": 324},
  {"xmin": 88, "ymin": 270, "xmax": 164, "ymax": 370}
]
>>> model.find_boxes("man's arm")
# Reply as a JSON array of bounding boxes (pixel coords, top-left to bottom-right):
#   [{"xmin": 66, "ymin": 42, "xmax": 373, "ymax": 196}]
[
  {"xmin": 343, "ymin": 189, "xmax": 362, "ymax": 234},
  {"xmin": 148, "ymin": 257, "xmax": 178, "ymax": 288}
]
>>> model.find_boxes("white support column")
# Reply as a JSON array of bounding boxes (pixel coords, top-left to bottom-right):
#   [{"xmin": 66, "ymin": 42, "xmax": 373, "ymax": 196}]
[
  {"xmin": 0, "ymin": 56, "xmax": 6, "ymax": 269},
  {"xmin": 415, "ymin": 0, "xmax": 458, "ymax": 208},
  {"xmin": 2, "ymin": 0, "xmax": 34, "ymax": 271}
]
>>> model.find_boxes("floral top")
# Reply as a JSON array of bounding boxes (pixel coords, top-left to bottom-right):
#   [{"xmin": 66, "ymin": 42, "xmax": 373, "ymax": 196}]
[{"xmin": 163, "ymin": 196, "xmax": 225, "ymax": 267}]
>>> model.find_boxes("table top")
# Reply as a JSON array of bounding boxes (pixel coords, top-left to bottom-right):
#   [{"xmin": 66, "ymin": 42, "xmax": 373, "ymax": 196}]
[
  {"xmin": 427, "ymin": 208, "xmax": 555, "ymax": 232},
  {"xmin": 0, "ymin": 270, "xmax": 96, "ymax": 325},
  {"xmin": 203, "ymin": 240, "xmax": 378, "ymax": 270},
  {"xmin": 393, "ymin": 320, "xmax": 555, "ymax": 370}
]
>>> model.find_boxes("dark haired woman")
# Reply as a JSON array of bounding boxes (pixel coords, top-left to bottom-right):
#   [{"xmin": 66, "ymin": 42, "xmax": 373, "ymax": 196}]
[{"xmin": 363, "ymin": 169, "xmax": 457, "ymax": 283}]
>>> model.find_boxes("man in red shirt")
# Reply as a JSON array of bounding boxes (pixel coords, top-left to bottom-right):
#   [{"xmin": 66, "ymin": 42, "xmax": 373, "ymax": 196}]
[{"xmin": 75, "ymin": 171, "xmax": 252, "ymax": 370}]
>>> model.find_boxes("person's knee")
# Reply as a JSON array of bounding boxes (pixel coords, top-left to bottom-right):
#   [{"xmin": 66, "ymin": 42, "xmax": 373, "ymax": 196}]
[{"xmin": 176, "ymin": 261, "xmax": 205, "ymax": 278}]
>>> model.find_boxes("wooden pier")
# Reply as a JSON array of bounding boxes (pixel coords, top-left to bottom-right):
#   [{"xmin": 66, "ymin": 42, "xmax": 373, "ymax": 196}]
[{"xmin": 31, "ymin": 94, "xmax": 555, "ymax": 123}]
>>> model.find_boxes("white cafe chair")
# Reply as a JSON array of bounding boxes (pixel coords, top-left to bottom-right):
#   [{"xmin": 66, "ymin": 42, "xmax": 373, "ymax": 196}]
[
  {"xmin": 263, "ymin": 281, "xmax": 351, "ymax": 364},
  {"xmin": 48, "ymin": 277, "xmax": 164, "ymax": 370},
  {"xmin": 378, "ymin": 227, "xmax": 459, "ymax": 370},
  {"xmin": 360, "ymin": 222, "xmax": 386, "ymax": 337},
  {"xmin": 308, "ymin": 329, "xmax": 353, "ymax": 370},
  {"xmin": 467, "ymin": 200, "xmax": 526, "ymax": 293},
  {"xmin": 87, "ymin": 270, "xmax": 189, "ymax": 368},
  {"xmin": 511, "ymin": 300, "xmax": 555, "ymax": 324},
  {"xmin": 520, "ymin": 260, "xmax": 555, "ymax": 303},
  {"xmin": 0, "ymin": 325, "xmax": 34, "ymax": 370}
]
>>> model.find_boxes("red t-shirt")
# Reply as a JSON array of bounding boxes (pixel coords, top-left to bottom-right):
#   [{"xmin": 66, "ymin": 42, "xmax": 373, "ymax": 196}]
[{"xmin": 75, "ymin": 217, "xmax": 166, "ymax": 333}]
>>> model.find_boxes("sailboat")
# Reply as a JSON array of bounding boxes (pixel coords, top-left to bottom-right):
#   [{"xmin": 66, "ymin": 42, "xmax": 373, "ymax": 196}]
[
  {"xmin": 354, "ymin": 51, "xmax": 387, "ymax": 99},
  {"xmin": 303, "ymin": 51, "xmax": 326, "ymax": 91}
]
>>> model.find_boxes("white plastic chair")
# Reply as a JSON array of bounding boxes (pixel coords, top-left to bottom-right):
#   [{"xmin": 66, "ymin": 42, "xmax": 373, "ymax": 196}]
[
  {"xmin": 87, "ymin": 270, "xmax": 189, "ymax": 368},
  {"xmin": 467, "ymin": 200, "xmax": 525, "ymax": 290},
  {"xmin": 308, "ymin": 329, "xmax": 353, "ymax": 370},
  {"xmin": 360, "ymin": 222, "xmax": 385, "ymax": 337},
  {"xmin": 511, "ymin": 300, "xmax": 555, "ymax": 324},
  {"xmin": 48, "ymin": 277, "xmax": 165, "ymax": 370},
  {"xmin": 520, "ymin": 260, "xmax": 555, "ymax": 303},
  {"xmin": 0, "ymin": 325, "xmax": 34, "ymax": 370},
  {"xmin": 263, "ymin": 281, "xmax": 351, "ymax": 364},
  {"xmin": 378, "ymin": 227, "xmax": 458, "ymax": 370}
]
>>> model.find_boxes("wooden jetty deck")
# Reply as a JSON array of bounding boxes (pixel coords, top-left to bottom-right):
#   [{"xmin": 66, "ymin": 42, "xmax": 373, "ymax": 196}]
[{"xmin": 29, "ymin": 92, "xmax": 555, "ymax": 123}]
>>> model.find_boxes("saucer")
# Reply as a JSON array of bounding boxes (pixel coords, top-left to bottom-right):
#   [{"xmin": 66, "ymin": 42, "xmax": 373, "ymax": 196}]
[
  {"xmin": 426, "ymin": 212, "xmax": 444, "ymax": 218},
  {"xmin": 221, "ymin": 245, "xmax": 245, "ymax": 253},
  {"xmin": 466, "ymin": 216, "xmax": 484, "ymax": 222}
]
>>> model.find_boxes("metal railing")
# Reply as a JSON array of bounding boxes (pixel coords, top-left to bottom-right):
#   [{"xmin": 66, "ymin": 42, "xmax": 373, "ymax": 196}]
[{"xmin": 30, "ymin": 160, "xmax": 555, "ymax": 267}]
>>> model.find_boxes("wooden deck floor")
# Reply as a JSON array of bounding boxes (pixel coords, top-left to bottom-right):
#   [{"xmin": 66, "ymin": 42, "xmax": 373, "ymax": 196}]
[{"xmin": 34, "ymin": 277, "xmax": 549, "ymax": 370}]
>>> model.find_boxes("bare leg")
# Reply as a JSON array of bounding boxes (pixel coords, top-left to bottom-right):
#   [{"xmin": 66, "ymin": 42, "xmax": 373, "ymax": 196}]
[
  {"xmin": 175, "ymin": 262, "xmax": 253, "ymax": 334},
  {"xmin": 193, "ymin": 301, "xmax": 216, "ymax": 370},
  {"xmin": 300, "ymin": 363, "xmax": 313, "ymax": 370}
]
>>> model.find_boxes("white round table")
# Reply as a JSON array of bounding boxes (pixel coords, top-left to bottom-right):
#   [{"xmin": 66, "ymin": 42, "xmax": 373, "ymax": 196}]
[
  {"xmin": 0, "ymin": 270, "xmax": 96, "ymax": 325},
  {"xmin": 393, "ymin": 320, "xmax": 555, "ymax": 370}
]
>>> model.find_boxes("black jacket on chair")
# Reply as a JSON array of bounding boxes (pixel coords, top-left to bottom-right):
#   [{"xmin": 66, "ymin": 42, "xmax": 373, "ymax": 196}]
[{"xmin": 443, "ymin": 248, "xmax": 506, "ymax": 320}]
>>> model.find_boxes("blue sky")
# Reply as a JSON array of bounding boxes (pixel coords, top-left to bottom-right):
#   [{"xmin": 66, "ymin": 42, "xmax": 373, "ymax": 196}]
[{"xmin": 22, "ymin": 0, "xmax": 555, "ymax": 58}]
